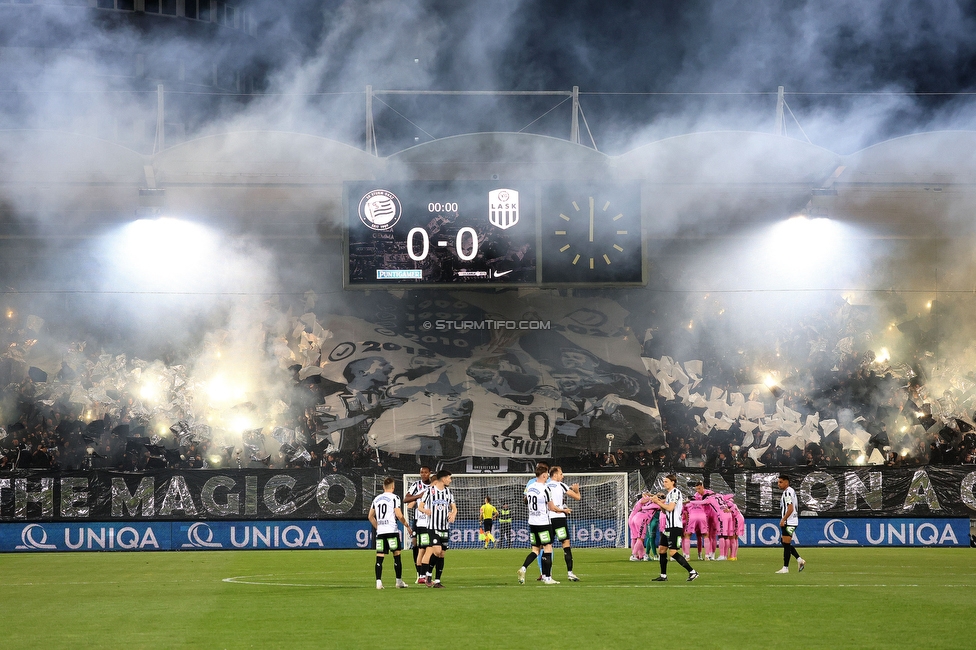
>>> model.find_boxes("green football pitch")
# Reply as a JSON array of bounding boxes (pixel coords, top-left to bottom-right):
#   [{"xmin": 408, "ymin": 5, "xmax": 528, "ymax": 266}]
[{"xmin": 2, "ymin": 547, "xmax": 974, "ymax": 648}]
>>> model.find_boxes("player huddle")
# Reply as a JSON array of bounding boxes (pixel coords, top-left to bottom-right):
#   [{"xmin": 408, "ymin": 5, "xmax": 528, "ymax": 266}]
[
  {"xmin": 517, "ymin": 462, "xmax": 581, "ymax": 585},
  {"xmin": 368, "ymin": 467, "xmax": 458, "ymax": 589},
  {"xmin": 629, "ymin": 478, "xmax": 744, "ymax": 563},
  {"xmin": 629, "ymin": 472, "xmax": 806, "ymax": 581},
  {"xmin": 368, "ymin": 469, "xmax": 806, "ymax": 589}
]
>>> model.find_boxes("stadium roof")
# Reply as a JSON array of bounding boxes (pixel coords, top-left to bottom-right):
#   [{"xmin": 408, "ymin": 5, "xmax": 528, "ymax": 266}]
[{"xmin": 0, "ymin": 128, "xmax": 975, "ymax": 238}]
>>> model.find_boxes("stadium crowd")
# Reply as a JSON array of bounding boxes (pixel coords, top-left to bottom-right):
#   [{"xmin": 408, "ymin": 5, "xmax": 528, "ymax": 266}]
[{"xmin": 4, "ymin": 288, "xmax": 976, "ymax": 472}]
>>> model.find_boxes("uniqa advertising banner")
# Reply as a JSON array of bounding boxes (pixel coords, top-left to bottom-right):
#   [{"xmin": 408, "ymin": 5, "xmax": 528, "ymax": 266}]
[
  {"xmin": 0, "ymin": 519, "xmax": 627, "ymax": 552},
  {"xmin": 736, "ymin": 517, "xmax": 969, "ymax": 547},
  {"xmin": 0, "ymin": 520, "xmax": 372, "ymax": 552},
  {"xmin": 1, "ymin": 517, "xmax": 966, "ymax": 552}
]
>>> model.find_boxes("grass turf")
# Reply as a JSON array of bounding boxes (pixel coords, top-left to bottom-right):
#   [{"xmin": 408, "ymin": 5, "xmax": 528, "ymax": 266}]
[{"xmin": 2, "ymin": 547, "xmax": 975, "ymax": 648}]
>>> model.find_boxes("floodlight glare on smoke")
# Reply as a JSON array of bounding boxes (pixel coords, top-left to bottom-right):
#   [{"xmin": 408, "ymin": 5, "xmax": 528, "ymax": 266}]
[
  {"xmin": 757, "ymin": 216, "xmax": 854, "ymax": 289},
  {"xmin": 102, "ymin": 218, "xmax": 222, "ymax": 294}
]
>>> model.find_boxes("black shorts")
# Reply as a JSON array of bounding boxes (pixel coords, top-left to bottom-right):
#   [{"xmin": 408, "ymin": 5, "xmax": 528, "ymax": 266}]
[
  {"xmin": 529, "ymin": 523, "xmax": 553, "ymax": 547},
  {"xmin": 482, "ymin": 519, "xmax": 494, "ymax": 532},
  {"xmin": 430, "ymin": 530, "xmax": 450, "ymax": 550},
  {"xmin": 415, "ymin": 527, "xmax": 432, "ymax": 548},
  {"xmin": 660, "ymin": 527, "xmax": 683, "ymax": 550},
  {"xmin": 550, "ymin": 517, "xmax": 569, "ymax": 543},
  {"xmin": 375, "ymin": 532, "xmax": 401, "ymax": 554},
  {"xmin": 781, "ymin": 525, "xmax": 797, "ymax": 538}
]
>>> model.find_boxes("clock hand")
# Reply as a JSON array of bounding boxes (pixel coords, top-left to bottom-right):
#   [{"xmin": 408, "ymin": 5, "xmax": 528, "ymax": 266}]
[{"xmin": 588, "ymin": 196, "xmax": 595, "ymax": 242}]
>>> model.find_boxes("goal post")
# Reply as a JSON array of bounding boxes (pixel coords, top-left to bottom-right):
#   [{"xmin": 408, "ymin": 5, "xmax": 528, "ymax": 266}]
[{"xmin": 402, "ymin": 472, "xmax": 629, "ymax": 549}]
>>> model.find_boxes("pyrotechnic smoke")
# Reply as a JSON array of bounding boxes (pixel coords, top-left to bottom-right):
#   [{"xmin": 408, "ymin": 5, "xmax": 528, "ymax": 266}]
[{"xmin": 3, "ymin": 0, "xmax": 976, "ymax": 464}]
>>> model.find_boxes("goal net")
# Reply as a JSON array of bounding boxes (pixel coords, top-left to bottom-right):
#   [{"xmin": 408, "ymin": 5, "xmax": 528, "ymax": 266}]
[{"xmin": 402, "ymin": 472, "xmax": 628, "ymax": 549}]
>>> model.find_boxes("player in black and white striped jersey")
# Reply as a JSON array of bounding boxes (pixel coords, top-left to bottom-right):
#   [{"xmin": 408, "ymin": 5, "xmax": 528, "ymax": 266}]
[
  {"xmin": 776, "ymin": 473, "xmax": 805, "ymax": 574},
  {"xmin": 649, "ymin": 473, "xmax": 699, "ymax": 583},
  {"xmin": 404, "ymin": 466, "xmax": 432, "ymax": 583},
  {"xmin": 417, "ymin": 470, "xmax": 457, "ymax": 588},
  {"xmin": 368, "ymin": 477, "xmax": 412, "ymax": 589},
  {"xmin": 518, "ymin": 463, "xmax": 561, "ymax": 585},
  {"xmin": 548, "ymin": 466, "xmax": 582, "ymax": 581}
]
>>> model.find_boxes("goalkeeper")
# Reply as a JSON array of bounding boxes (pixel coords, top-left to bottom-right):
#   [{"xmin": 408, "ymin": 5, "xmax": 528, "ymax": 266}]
[{"xmin": 480, "ymin": 497, "xmax": 499, "ymax": 548}]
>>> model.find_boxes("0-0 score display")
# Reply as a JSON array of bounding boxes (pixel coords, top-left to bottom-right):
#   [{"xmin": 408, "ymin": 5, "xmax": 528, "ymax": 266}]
[
  {"xmin": 346, "ymin": 181, "xmax": 537, "ymax": 286},
  {"xmin": 406, "ymin": 225, "xmax": 479, "ymax": 262},
  {"xmin": 344, "ymin": 180, "xmax": 644, "ymax": 287}
]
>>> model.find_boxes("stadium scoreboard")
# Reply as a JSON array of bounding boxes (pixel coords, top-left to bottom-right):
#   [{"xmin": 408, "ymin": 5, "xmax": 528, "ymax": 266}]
[{"xmin": 344, "ymin": 180, "xmax": 644, "ymax": 288}]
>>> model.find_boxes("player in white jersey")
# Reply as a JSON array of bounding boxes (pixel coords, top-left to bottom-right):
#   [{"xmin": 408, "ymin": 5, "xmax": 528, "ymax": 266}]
[
  {"xmin": 524, "ymin": 462, "xmax": 549, "ymax": 581},
  {"xmin": 649, "ymin": 474, "xmax": 699, "ymax": 582},
  {"xmin": 368, "ymin": 477, "xmax": 412, "ymax": 589},
  {"xmin": 518, "ymin": 463, "xmax": 561, "ymax": 585},
  {"xmin": 404, "ymin": 465, "xmax": 432, "ymax": 583},
  {"xmin": 548, "ymin": 466, "xmax": 582, "ymax": 581},
  {"xmin": 417, "ymin": 470, "xmax": 457, "ymax": 588},
  {"xmin": 775, "ymin": 473, "xmax": 805, "ymax": 574}
]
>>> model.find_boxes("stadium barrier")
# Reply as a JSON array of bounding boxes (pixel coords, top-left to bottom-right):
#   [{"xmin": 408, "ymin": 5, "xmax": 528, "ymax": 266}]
[
  {"xmin": 1, "ymin": 516, "xmax": 967, "ymax": 552},
  {"xmin": 3, "ymin": 467, "xmax": 976, "ymax": 526},
  {"xmin": 0, "ymin": 518, "xmax": 624, "ymax": 552},
  {"xmin": 737, "ymin": 517, "xmax": 969, "ymax": 547}
]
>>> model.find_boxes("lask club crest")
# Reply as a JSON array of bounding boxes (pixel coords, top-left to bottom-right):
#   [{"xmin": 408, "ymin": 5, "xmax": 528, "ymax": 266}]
[{"xmin": 488, "ymin": 189, "xmax": 519, "ymax": 229}]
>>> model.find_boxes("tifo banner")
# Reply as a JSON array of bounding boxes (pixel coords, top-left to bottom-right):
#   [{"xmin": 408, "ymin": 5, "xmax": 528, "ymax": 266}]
[
  {"xmin": 0, "ymin": 469, "xmax": 386, "ymax": 522},
  {"xmin": 737, "ymin": 518, "xmax": 969, "ymax": 547},
  {"xmin": 6, "ymin": 467, "xmax": 976, "ymax": 522},
  {"xmin": 0, "ymin": 520, "xmax": 373, "ymax": 552},
  {"xmin": 309, "ymin": 294, "xmax": 665, "ymax": 458},
  {"xmin": 637, "ymin": 466, "xmax": 976, "ymax": 518}
]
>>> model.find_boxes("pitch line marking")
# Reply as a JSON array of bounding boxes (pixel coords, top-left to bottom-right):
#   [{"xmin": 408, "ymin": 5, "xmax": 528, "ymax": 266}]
[{"xmin": 222, "ymin": 575, "xmax": 966, "ymax": 589}]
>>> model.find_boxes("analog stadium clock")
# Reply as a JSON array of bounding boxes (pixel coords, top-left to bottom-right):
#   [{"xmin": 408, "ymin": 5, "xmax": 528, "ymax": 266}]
[{"xmin": 540, "ymin": 184, "xmax": 643, "ymax": 284}]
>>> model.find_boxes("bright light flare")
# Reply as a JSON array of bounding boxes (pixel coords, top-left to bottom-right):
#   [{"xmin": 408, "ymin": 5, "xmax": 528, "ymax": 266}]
[
  {"xmin": 206, "ymin": 375, "xmax": 247, "ymax": 405},
  {"xmin": 755, "ymin": 216, "xmax": 857, "ymax": 289},
  {"xmin": 139, "ymin": 383, "xmax": 160, "ymax": 402},
  {"xmin": 102, "ymin": 218, "xmax": 222, "ymax": 293},
  {"xmin": 229, "ymin": 415, "xmax": 253, "ymax": 433},
  {"xmin": 874, "ymin": 348, "xmax": 890, "ymax": 364},
  {"xmin": 763, "ymin": 374, "xmax": 779, "ymax": 388}
]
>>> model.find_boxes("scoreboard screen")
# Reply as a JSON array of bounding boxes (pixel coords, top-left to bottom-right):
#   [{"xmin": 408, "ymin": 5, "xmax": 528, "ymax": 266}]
[{"xmin": 344, "ymin": 180, "xmax": 643, "ymax": 288}]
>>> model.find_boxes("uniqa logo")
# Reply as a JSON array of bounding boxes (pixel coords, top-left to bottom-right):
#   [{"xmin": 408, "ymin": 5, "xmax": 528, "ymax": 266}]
[
  {"xmin": 15, "ymin": 523, "xmax": 57, "ymax": 550},
  {"xmin": 819, "ymin": 519, "xmax": 858, "ymax": 545},
  {"xmin": 181, "ymin": 522, "xmax": 223, "ymax": 548}
]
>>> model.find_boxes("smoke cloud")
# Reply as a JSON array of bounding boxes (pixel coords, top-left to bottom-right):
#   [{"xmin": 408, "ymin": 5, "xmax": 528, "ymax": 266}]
[{"xmin": 3, "ymin": 1, "xmax": 976, "ymax": 465}]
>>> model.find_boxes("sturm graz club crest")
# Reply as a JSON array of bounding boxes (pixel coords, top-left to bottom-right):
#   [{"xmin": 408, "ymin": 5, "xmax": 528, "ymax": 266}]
[
  {"xmin": 488, "ymin": 189, "xmax": 519, "ymax": 229},
  {"xmin": 359, "ymin": 189, "xmax": 402, "ymax": 231}
]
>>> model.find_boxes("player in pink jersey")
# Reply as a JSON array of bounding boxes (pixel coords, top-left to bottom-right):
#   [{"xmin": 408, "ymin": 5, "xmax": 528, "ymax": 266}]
[
  {"xmin": 723, "ymin": 493, "xmax": 744, "ymax": 560},
  {"xmin": 714, "ymin": 496, "xmax": 734, "ymax": 560},
  {"xmin": 691, "ymin": 482, "xmax": 723, "ymax": 560},
  {"xmin": 628, "ymin": 492, "xmax": 658, "ymax": 560},
  {"xmin": 682, "ymin": 498, "xmax": 710, "ymax": 560}
]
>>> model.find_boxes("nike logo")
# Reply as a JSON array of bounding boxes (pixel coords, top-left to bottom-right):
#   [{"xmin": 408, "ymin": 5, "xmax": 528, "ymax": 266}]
[{"xmin": 492, "ymin": 270, "xmax": 513, "ymax": 278}]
